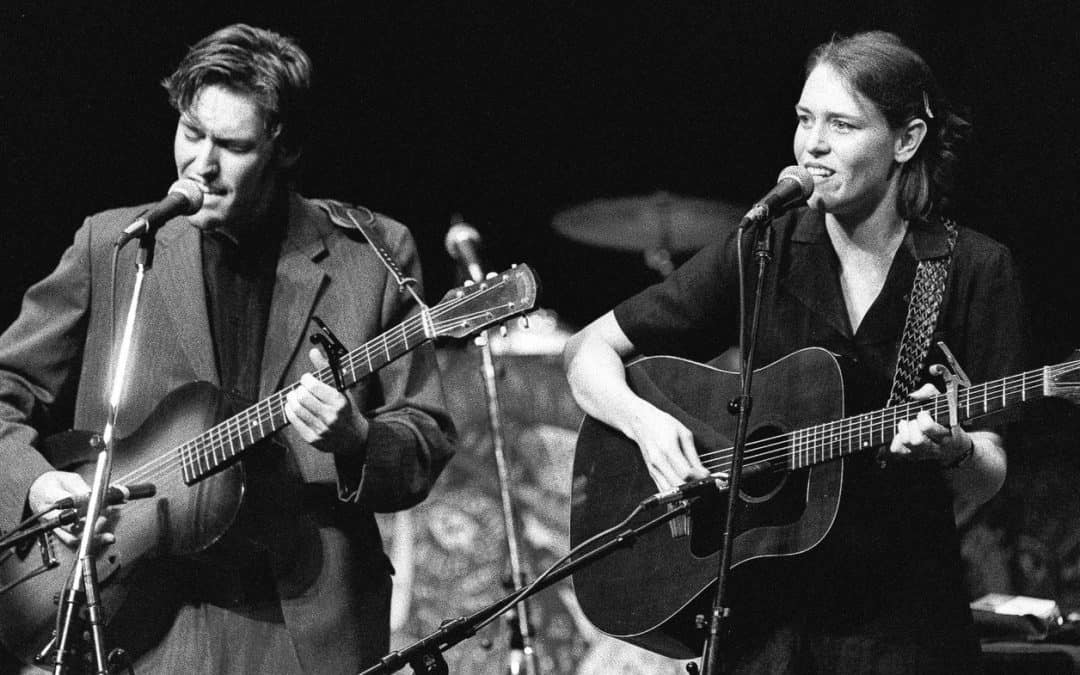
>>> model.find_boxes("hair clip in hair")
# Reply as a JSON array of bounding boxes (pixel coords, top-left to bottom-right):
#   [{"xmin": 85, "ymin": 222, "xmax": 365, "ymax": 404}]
[{"xmin": 922, "ymin": 90, "xmax": 935, "ymax": 119}]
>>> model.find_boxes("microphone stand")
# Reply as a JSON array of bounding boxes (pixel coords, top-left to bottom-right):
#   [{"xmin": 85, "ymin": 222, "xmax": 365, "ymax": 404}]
[
  {"xmin": 699, "ymin": 222, "xmax": 774, "ymax": 675},
  {"xmin": 473, "ymin": 328, "xmax": 541, "ymax": 675},
  {"xmin": 359, "ymin": 499, "xmax": 696, "ymax": 675},
  {"xmin": 448, "ymin": 214, "xmax": 540, "ymax": 674},
  {"xmin": 50, "ymin": 234, "xmax": 156, "ymax": 674}
]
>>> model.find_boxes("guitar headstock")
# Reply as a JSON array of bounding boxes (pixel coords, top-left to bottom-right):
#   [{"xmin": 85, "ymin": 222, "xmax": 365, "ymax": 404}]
[{"xmin": 432, "ymin": 264, "xmax": 539, "ymax": 339}]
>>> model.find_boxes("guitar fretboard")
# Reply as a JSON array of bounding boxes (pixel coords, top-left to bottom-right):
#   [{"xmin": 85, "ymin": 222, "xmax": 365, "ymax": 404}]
[
  {"xmin": 173, "ymin": 266, "xmax": 534, "ymax": 485},
  {"xmin": 178, "ymin": 316, "xmax": 427, "ymax": 485},
  {"xmin": 705, "ymin": 362, "xmax": 1080, "ymax": 476}
]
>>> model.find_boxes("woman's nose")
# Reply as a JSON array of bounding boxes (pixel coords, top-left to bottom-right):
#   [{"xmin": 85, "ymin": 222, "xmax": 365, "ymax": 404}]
[{"xmin": 806, "ymin": 123, "xmax": 829, "ymax": 154}]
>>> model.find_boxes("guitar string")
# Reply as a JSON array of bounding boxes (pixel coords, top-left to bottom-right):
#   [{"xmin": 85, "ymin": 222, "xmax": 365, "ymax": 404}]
[
  {"xmin": 692, "ymin": 362, "xmax": 1080, "ymax": 475},
  {"xmin": 114, "ymin": 306, "xmax": 506, "ymax": 485},
  {"xmin": 695, "ymin": 364, "xmax": 1080, "ymax": 473},
  {"xmin": 160, "ymin": 271, "xmax": 526, "ymax": 470},
  {"xmin": 111, "ymin": 294, "xmax": 434, "ymax": 484},
  {"xmin": 164, "ymin": 357, "xmax": 1069, "ymax": 485},
  {"xmin": 115, "ymin": 307, "xmax": 507, "ymax": 487},
  {"xmin": 110, "ymin": 275, "xmax": 526, "ymax": 486},
  {"xmin": 180, "ymin": 278, "xmax": 516, "ymax": 463},
  {"xmin": 694, "ymin": 375, "xmax": 1050, "ymax": 472},
  {"xmin": 111, "ymin": 334, "xmax": 1079, "ymax": 492},
  {"xmin": 124, "ymin": 362, "xmax": 1080, "ymax": 488}
]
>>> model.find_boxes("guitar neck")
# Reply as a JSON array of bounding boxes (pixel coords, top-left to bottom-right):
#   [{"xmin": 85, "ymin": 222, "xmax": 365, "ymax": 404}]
[
  {"xmin": 737, "ymin": 364, "xmax": 1065, "ymax": 474},
  {"xmin": 178, "ymin": 314, "xmax": 432, "ymax": 485},
  {"xmin": 167, "ymin": 264, "xmax": 536, "ymax": 485}
]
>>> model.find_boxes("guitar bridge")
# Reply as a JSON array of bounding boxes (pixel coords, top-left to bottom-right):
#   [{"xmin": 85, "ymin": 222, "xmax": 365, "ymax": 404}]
[{"xmin": 667, "ymin": 502, "xmax": 691, "ymax": 539}]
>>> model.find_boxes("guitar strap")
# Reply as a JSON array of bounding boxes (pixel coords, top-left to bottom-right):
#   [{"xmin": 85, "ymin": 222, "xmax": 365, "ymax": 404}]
[
  {"xmin": 313, "ymin": 199, "xmax": 424, "ymax": 301},
  {"xmin": 885, "ymin": 217, "xmax": 960, "ymax": 406}
]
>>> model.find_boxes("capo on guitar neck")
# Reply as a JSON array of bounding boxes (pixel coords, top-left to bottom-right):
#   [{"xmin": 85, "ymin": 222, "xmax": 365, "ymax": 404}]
[
  {"xmin": 929, "ymin": 341, "xmax": 971, "ymax": 427},
  {"xmin": 309, "ymin": 316, "xmax": 349, "ymax": 391}
]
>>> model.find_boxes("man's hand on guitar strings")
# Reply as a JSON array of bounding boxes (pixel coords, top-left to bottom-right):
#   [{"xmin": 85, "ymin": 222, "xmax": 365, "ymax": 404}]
[
  {"xmin": 625, "ymin": 399, "xmax": 709, "ymax": 492},
  {"xmin": 888, "ymin": 383, "xmax": 973, "ymax": 467},
  {"xmin": 27, "ymin": 470, "xmax": 117, "ymax": 548},
  {"xmin": 285, "ymin": 347, "xmax": 371, "ymax": 456}
]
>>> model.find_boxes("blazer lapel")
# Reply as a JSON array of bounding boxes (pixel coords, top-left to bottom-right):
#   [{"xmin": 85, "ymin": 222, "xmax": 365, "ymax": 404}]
[
  {"xmin": 259, "ymin": 197, "xmax": 328, "ymax": 397},
  {"xmin": 155, "ymin": 221, "xmax": 218, "ymax": 385}
]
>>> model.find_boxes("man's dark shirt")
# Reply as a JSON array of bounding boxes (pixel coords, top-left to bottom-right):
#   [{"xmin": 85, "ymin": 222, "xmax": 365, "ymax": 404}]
[{"xmin": 200, "ymin": 219, "xmax": 284, "ymax": 402}]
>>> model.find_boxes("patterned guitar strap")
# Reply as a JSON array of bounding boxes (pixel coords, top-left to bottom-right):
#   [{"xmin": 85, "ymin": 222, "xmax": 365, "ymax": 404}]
[{"xmin": 885, "ymin": 217, "xmax": 960, "ymax": 408}]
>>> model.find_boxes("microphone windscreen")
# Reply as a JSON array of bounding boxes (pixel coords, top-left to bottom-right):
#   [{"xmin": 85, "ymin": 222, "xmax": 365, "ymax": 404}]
[
  {"xmin": 167, "ymin": 178, "xmax": 205, "ymax": 214},
  {"xmin": 777, "ymin": 165, "xmax": 815, "ymax": 199}
]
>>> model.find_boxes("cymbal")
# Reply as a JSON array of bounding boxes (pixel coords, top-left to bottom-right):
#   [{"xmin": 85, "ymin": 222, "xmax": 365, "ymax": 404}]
[{"xmin": 552, "ymin": 191, "xmax": 746, "ymax": 253}]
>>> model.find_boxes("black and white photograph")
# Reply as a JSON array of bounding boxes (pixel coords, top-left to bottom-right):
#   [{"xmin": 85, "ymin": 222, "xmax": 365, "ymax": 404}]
[{"xmin": 2, "ymin": 2, "xmax": 1079, "ymax": 673}]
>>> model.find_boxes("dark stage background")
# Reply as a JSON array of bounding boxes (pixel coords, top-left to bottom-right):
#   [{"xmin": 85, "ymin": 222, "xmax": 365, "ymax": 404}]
[
  {"xmin": 4, "ymin": 1, "xmax": 1080, "ymax": 671},
  {"xmin": 4, "ymin": 1, "xmax": 1078, "ymax": 352}
]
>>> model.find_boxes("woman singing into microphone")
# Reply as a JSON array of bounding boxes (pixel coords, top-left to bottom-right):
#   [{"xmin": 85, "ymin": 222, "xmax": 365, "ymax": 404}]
[{"xmin": 564, "ymin": 30, "xmax": 1026, "ymax": 673}]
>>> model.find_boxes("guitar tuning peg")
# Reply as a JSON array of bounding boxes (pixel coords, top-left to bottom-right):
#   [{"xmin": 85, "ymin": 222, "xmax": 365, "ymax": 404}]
[
  {"xmin": 519, "ymin": 314, "xmax": 530, "ymax": 330},
  {"xmin": 485, "ymin": 271, "xmax": 498, "ymax": 280},
  {"xmin": 499, "ymin": 324, "xmax": 509, "ymax": 338},
  {"xmin": 463, "ymin": 279, "xmax": 475, "ymax": 287}
]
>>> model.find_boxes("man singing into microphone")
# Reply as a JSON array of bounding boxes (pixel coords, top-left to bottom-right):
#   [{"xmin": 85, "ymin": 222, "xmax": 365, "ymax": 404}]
[
  {"xmin": 564, "ymin": 31, "xmax": 1027, "ymax": 672},
  {"xmin": 0, "ymin": 24, "xmax": 455, "ymax": 673}
]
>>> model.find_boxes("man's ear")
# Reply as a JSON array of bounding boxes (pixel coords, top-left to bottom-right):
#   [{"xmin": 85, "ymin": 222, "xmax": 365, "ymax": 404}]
[
  {"xmin": 276, "ymin": 143, "xmax": 302, "ymax": 171},
  {"xmin": 895, "ymin": 118, "xmax": 928, "ymax": 165}
]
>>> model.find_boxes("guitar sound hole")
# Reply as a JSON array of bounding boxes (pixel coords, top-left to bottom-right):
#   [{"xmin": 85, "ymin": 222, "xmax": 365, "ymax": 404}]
[
  {"xmin": 739, "ymin": 472, "xmax": 787, "ymax": 503},
  {"xmin": 738, "ymin": 424, "xmax": 787, "ymax": 503}
]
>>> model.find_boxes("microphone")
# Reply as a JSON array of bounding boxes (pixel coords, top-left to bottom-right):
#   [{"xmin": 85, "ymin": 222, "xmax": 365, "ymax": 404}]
[
  {"xmin": 740, "ymin": 165, "xmax": 815, "ymax": 228},
  {"xmin": 641, "ymin": 475, "xmax": 722, "ymax": 507},
  {"xmin": 51, "ymin": 483, "xmax": 157, "ymax": 511},
  {"xmin": 115, "ymin": 179, "xmax": 204, "ymax": 247},
  {"xmin": 444, "ymin": 218, "xmax": 485, "ymax": 283}
]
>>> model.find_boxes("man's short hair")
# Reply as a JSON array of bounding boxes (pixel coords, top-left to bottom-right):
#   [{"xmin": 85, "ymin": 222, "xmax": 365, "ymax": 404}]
[{"xmin": 162, "ymin": 23, "xmax": 312, "ymax": 152}]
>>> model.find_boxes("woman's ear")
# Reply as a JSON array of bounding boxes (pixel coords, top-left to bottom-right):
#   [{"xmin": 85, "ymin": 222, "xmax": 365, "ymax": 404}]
[{"xmin": 894, "ymin": 118, "xmax": 928, "ymax": 165}]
